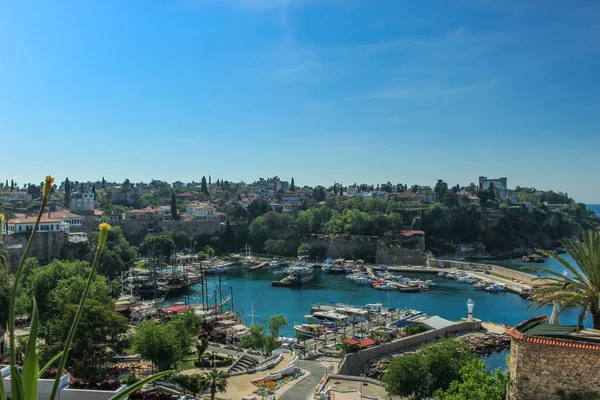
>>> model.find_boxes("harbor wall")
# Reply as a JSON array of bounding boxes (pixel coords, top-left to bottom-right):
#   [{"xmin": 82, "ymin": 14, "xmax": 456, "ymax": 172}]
[
  {"xmin": 375, "ymin": 244, "xmax": 425, "ymax": 265},
  {"xmin": 338, "ymin": 321, "xmax": 482, "ymax": 376},
  {"xmin": 432, "ymin": 259, "xmax": 538, "ymax": 284},
  {"xmin": 508, "ymin": 337, "xmax": 600, "ymax": 400},
  {"xmin": 306, "ymin": 238, "xmax": 377, "ymax": 262},
  {"xmin": 74, "ymin": 219, "xmax": 221, "ymax": 244}
]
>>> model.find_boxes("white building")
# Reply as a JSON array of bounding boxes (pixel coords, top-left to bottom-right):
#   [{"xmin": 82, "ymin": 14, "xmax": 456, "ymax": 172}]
[
  {"xmin": 0, "ymin": 191, "xmax": 32, "ymax": 203},
  {"xmin": 70, "ymin": 192, "xmax": 95, "ymax": 213},
  {"xmin": 249, "ymin": 178, "xmax": 281, "ymax": 199},
  {"xmin": 6, "ymin": 215, "xmax": 63, "ymax": 235},
  {"xmin": 186, "ymin": 202, "xmax": 216, "ymax": 218}
]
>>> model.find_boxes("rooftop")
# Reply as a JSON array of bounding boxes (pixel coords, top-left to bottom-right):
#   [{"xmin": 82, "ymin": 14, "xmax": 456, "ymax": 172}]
[{"xmin": 507, "ymin": 316, "xmax": 600, "ymax": 350}]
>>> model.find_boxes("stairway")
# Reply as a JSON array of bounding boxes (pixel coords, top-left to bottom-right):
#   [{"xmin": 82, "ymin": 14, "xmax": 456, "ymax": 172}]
[{"xmin": 229, "ymin": 354, "xmax": 260, "ymax": 373}]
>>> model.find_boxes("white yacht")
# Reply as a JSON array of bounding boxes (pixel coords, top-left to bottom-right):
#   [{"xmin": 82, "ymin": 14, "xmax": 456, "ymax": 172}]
[{"xmin": 304, "ymin": 311, "xmax": 349, "ymax": 326}]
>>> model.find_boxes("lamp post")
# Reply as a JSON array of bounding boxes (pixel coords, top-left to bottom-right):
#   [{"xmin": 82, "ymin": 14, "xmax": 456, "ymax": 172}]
[
  {"xmin": 360, "ymin": 374, "xmax": 365, "ymax": 398},
  {"xmin": 467, "ymin": 298, "xmax": 474, "ymax": 322}
]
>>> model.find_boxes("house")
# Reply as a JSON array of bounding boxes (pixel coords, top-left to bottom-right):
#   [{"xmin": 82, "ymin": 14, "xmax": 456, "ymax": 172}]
[
  {"xmin": 186, "ymin": 202, "xmax": 216, "ymax": 218},
  {"xmin": 175, "ymin": 191, "xmax": 200, "ymax": 204},
  {"xmin": 6, "ymin": 215, "xmax": 64, "ymax": 235},
  {"xmin": 49, "ymin": 210, "xmax": 84, "ymax": 227},
  {"xmin": 384, "ymin": 193, "xmax": 424, "ymax": 206},
  {"xmin": 124, "ymin": 208, "xmax": 158, "ymax": 220},
  {"xmin": 112, "ymin": 188, "xmax": 137, "ymax": 206},
  {"xmin": 279, "ymin": 190, "xmax": 310, "ymax": 204},
  {"xmin": 70, "ymin": 192, "xmax": 95, "ymax": 213},
  {"xmin": 248, "ymin": 177, "xmax": 282, "ymax": 199},
  {"xmin": 478, "ymin": 176, "xmax": 516, "ymax": 200},
  {"xmin": 343, "ymin": 337, "xmax": 377, "ymax": 350},
  {"xmin": 0, "ymin": 191, "xmax": 33, "ymax": 203},
  {"xmin": 239, "ymin": 193, "xmax": 260, "ymax": 208},
  {"xmin": 414, "ymin": 190, "xmax": 437, "ymax": 203}
]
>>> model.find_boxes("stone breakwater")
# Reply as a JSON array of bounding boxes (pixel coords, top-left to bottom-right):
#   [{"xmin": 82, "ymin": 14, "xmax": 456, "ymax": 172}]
[{"xmin": 459, "ymin": 333, "xmax": 511, "ymax": 356}]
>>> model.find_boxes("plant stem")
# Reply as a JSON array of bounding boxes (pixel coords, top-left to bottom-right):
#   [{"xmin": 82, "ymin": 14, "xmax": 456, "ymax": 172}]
[
  {"xmin": 49, "ymin": 239, "xmax": 104, "ymax": 400},
  {"xmin": 8, "ymin": 197, "xmax": 47, "ymax": 395}
]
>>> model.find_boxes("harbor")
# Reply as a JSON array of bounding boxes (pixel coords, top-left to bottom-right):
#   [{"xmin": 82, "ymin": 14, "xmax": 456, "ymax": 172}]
[{"xmin": 113, "ymin": 251, "xmax": 590, "ymax": 339}]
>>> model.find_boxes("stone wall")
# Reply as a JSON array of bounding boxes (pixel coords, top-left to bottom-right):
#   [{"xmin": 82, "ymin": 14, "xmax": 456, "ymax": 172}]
[
  {"xmin": 508, "ymin": 337, "xmax": 600, "ymax": 400},
  {"xmin": 375, "ymin": 244, "xmax": 426, "ymax": 265},
  {"xmin": 338, "ymin": 321, "xmax": 482, "ymax": 376},
  {"xmin": 74, "ymin": 219, "xmax": 222, "ymax": 245},
  {"xmin": 4, "ymin": 232, "xmax": 69, "ymax": 267},
  {"xmin": 306, "ymin": 238, "xmax": 378, "ymax": 261}
]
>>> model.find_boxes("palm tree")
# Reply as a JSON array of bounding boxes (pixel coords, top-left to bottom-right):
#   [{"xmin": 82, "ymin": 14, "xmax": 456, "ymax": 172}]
[
  {"xmin": 200, "ymin": 368, "xmax": 228, "ymax": 400},
  {"xmin": 526, "ymin": 230, "xmax": 600, "ymax": 329}
]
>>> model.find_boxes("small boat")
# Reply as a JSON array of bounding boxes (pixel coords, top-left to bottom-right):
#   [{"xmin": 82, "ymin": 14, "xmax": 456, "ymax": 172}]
[
  {"xmin": 438, "ymin": 271, "xmax": 446, "ymax": 276},
  {"xmin": 269, "ymin": 258, "xmax": 280, "ymax": 268},
  {"xmin": 373, "ymin": 282, "xmax": 394, "ymax": 290},
  {"xmin": 473, "ymin": 281, "xmax": 488, "ymax": 290},
  {"xmin": 321, "ymin": 258, "xmax": 334, "ymax": 272},
  {"xmin": 330, "ymin": 262, "xmax": 345, "ymax": 274},
  {"xmin": 485, "ymin": 284, "xmax": 508, "ymax": 292},
  {"xmin": 418, "ymin": 284, "xmax": 430, "ymax": 291},
  {"xmin": 363, "ymin": 303, "xmax": 383, "ymax": 313},
  {"xmin": 399, "ymin": 286, "xmax": 421, "ymax": 293},
  {"xmin": 271, "ymin": 265, "xmax": 314, "ymax": 287},
  {"xmin": 335, "ymin": 306, "xmax": 369, "ymax": 323}
]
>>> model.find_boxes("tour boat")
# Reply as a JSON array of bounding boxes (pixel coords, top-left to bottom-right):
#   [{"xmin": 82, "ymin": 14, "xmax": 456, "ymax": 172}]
[
  {"xmin": 271, "ymin": 265, "xmax": 314, "ymax": 286},
  {"xmin": 364, "ymin": 303, "xmax": 383, "ymax": 313},
  {"xmin": 294, "ymin": 324, "xmax": 333, "ymax": 339}
]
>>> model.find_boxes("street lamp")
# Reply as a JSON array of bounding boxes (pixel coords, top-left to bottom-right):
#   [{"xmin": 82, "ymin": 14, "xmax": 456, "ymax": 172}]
[{"xmin": 467, "ymin": 298, "xmax": 474, "ymax": 322}]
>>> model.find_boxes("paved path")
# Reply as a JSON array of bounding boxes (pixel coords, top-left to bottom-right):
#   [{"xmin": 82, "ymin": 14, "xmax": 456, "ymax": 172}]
[{"xmin": 278, "ymin": 358, "xmax": 338, "ymax": 400}]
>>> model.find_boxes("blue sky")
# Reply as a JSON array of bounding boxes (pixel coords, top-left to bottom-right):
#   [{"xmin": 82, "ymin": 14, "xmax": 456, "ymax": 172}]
[{"xmin": 1, "ymin": 0, "xmax": 600, "ymax": 202}]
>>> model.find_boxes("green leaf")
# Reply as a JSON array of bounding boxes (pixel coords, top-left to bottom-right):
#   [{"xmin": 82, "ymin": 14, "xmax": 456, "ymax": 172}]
[
  {"xmin": 13, "ymin": 369, "xmax": 24, "ymax": 400},
  {"xmin": 0, "ymin": 368, "xmax": 6, "ymax": 400},
  {"xmin": 108, "ymin": 370, "xmax": 176, "ymax": 400},
  {"xmin": 21, "ymin": 298, "xmax": 40, "ymax": 400},
  {"xmin": 39, "ymin": 351, "xmax": 65, "ymax": 379}
]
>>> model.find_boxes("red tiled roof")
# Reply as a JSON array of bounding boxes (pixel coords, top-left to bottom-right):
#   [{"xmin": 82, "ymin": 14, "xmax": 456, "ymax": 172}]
[
  {"xmin": 8, "ymin": 216, "xmax": 61, "ymax": 224},
  {"xmin": 50, "ymin": 210, "xmax": 82, "ymax": 219},
  {"xmin": 175, "ymin": 191, "xmax": 199, "ymax": 197},
  {"xmin": 507, "ymin": 316, "xmax": 600, "ymax": 351},
  {"xmin": 163, "ymin": 306, "xmax": 190, "ymax": 313},
  {"xmin": 401, "ymin": 230, "xmax": 425, "ymax": 237}
]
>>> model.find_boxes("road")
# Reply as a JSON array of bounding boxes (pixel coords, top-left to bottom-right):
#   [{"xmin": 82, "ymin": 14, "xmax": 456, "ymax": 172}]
[{"xmin": 278, "ymin": 357, "xmax": 339, "ymax": 400}]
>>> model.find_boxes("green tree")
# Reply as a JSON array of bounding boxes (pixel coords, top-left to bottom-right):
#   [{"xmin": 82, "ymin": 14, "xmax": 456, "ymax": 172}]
[
  {"xmin": 173, "ymin": 374, "xmax": 205, "ymax": 397},
  {"xmin": 297, "ymin": 242, "xmax": 311, "ymax": 258},
  {"xmin": 382, "ymin": 354, "xmax": 431, "ymax": 400},
  {"xmin": 247, "ymin": 198, "xmax": 272, "ymax": 220},
  {"xmin": 290, "ymin": 177, "xmax": 295, "ymax": 192},
  {"xmin": 240, "ymin": 324, "xmax": 266, "ymax": 350},
  {"xmin": 64, "ymin": 177, "xmax": 71, "ymax": 208},
  {"xmin": 140, "ymin": 234, "xmax": 175, "ymax": 259},
  {"xmin": 264, "ymin": 238, "xmax": 286, "ymax": 255},
  {"xmin": 442, "ymin": 191, "xmax": 459, "ymax": 209},
  {"xmin": 169, "ymin": 310, "xmax": 204, "ymax": 356},
  {"xmin": 268, "ymin": 314, "xmax": 288, "ymax": 339},
  {"xmin": 436, "ymin": 359, "xmax": 508, "ymax": 400},
  {"xmin": 527, "ymin": 230, "xmax": 600, "ymax": 329},
  {"xmin": 201, "ymin": 176, "xmax": 209, "ymax": 195},
  {"xmin": 40, "ymin": 300, "xmax": 129, "ymax": 383},
  {"xmin": 20, "ymin": 259, "xmax": 113, "ymax": 323},
  {"xmin": 0, "ymin": 269, "xmax": 11, "ymax": 326},
  {"xmin": 133, "ymin": 320, "xmax": 182, "ymax": 371},
  {"xmin": 249, "ymin": 216, "xmax": 270, "ymax": 247},
  {"xmin": 196, "ymin": 333, "xmax": 209, "ymax": 361},
  {"xmin": 382, "ymin": 339, "xmax": 477, "ymax": 399},
  {"xmin": 200, "ymin": 369, "xmax": 228, "ymax": 400},
  {"xmin": 171, "ymin": 193, "xmax": 178, "ymax": 220}
]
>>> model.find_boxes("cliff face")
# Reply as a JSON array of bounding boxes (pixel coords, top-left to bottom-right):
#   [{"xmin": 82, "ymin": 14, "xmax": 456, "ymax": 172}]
[{"xmin": 423, "ymin": 203, "xmax": 596, "ymax": 257}]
